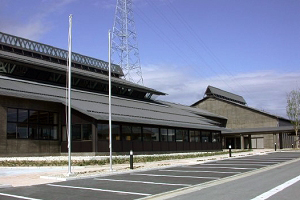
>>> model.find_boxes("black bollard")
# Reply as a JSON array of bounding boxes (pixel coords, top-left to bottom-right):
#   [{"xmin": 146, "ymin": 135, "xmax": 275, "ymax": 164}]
[
  {"xmin": 229, "ymin": 145, "xmax": 232, "ymax": 157},
  {"xmin": 292, "ymin": 144, "xmax": 294, "ymax": 149},
  {"xmin": 130, "ymin": 150, "xmax": 133, "ymax": 169},
  {"xmin": 275, "ymin": 143, "xmax": 277, "ymax": 151}
]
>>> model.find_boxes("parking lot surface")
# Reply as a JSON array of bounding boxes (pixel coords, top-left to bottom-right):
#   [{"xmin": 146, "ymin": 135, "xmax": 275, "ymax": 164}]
[{"xmin": 0, "ymin": 151, "xmax": 299, "ymax": 200}]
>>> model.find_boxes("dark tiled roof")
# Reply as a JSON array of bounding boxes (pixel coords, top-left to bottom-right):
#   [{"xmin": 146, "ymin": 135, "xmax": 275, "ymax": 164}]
[
  {"xmin": 0, "ymin": 76, "xmax": 225, "ymax": 131},
  {"xmin": 205, "ymin": 85, "xmax": 246, "ymax": 105}
]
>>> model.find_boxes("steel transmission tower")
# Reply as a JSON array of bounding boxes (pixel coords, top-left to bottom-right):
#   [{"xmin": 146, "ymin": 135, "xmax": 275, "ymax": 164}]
[{"xmin": 112, "ymin": 0, "xmax": 143, "ymax": 85}]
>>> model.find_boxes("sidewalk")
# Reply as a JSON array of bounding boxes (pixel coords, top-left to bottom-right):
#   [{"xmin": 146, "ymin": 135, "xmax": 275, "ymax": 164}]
[{"xmin": 0, "ymin": 149, "xmax": 275, "ymax": 188}]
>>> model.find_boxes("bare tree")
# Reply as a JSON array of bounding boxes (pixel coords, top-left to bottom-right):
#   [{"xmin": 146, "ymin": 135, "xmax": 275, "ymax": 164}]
[{"xmin": 286, "ymin": 88, "xmax": 300, "ymax": 148}]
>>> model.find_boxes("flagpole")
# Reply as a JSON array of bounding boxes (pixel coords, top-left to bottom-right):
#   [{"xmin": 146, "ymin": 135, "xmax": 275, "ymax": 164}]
[
  {"xmin": 67, "ymin": 14, "xmax": 73, "ymax": 176},
  {"xmin": 108, "ymin": 30, "xmax": 113, "ymax": 171}
]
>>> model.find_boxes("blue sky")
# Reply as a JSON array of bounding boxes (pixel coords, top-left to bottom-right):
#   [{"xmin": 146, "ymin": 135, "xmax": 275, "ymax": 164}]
[{"xmin": 1, "ymin": 0, "xmax": 299, "ymax": 118}]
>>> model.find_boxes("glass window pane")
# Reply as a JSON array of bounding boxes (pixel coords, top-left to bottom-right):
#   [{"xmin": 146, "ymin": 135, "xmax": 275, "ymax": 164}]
[
  {"xmin": 29, "ymin": 110, "xmax": 38, "ymax": 123},
  {"xmin": 122, "ymin": 125, "xmax": 131, "ymax": 141},
  {"xmin": 39, "ymin": 125, "xmax": 51, "ymax": 140},
  {"xmin": 50, "ymin": 126, "xmax": 58, "ymax": 140},
  {"xmin": 195, "ymin": 131, "xmax": 200, "ymax": 142},
  {"xmin": 83, "ymin": 124, "xmax": 92, "ymax": 140},
  {"xmin": 132, "ymin": 126, "xmax": 141, "ymax": 141},
  {"xmin": 160, "ymin": 128, "xmax": 168, "ymax": 142},
  {"xmin": 202, "ymin": 131, "xmax": 211, "ymax": 143},
  {"xmin": 183, "ymin": 130, "xmax": 189, "ymax": 142},
  {"xmin": 143, "ymin": 127, "xmax": 159, "ymax": 142},
  {"xmin": 98, "ymin": 123, "xmax": 109, "ymax": 140},
  {"xmin": 39, "ymin": 111, "xmax": 49, "ymax": 124},
  {"xmin": 190, "ymin": 130, "xmax": 195, "ymax": 142},
  {"xmin": 49, "ymin": 112, "xmax": 58, "ymax": 124},
  {"xmin": 72, "ymin": 124, "xmax": 81, "ymax": 140},
  {"xmin": 7, "ymin": 108, "xmax": 17, "ymax": 122},
  {"xmin": 17, "ymin": 123, "xmax": 28, "ymax": 139},
  {"xmin": 29, "ymin": 125, "xmax": 38, "ymax": 139},
  {"xmin": 212, "ymin": 132, "xmax": 220, "ymax": 143},
  {"xmin": 176, "ymin": 129, "xmax": 183, "ymax": 142},
  {"xmin": 112, "ymin": 124, "xmax": 120, "ymax": 140},
  {"xmin": 168, "ymin": 129, "xmax": 175, "ymax": 142},
  {"xmin": 7, "ymin": 123, "xmax": 17, "ymax": 139},
  {"xmin": 18, "ymin": 109, "xmax": 28, "ymax": 123}
]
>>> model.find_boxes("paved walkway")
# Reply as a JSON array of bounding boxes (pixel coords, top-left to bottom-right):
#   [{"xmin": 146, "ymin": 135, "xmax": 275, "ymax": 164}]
[{"xmin": 0, "ymin": 149, "xmax": 275, "ymax": 188}]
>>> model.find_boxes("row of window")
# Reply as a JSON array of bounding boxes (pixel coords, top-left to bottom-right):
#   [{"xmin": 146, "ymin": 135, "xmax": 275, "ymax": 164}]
[
  {"xmin": 7, "ymin": 108, "xmax": 58, "ymax": 140},
  {"xmin": 97, "ymin": 123, "xmax": 221, "ymax": 143},
  {"xmin": 7, "ymin": 108, "xmax": 221, "ymax": 143}
]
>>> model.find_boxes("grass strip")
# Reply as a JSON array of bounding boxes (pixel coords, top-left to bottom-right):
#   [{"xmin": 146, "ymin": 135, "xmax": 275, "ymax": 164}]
[{"xmin": 0, "ymin": 150, "xmax": 251, "ymax": 167}]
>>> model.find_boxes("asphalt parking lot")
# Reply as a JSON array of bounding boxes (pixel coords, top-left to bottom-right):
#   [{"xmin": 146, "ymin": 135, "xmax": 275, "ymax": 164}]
[{"xmin": 0, "ymin": 152, "xmax": 300, "ymax": 200}]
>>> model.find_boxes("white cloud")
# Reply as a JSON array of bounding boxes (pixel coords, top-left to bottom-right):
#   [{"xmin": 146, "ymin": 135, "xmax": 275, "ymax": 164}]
[
  {"xmin": 143, "ymin": 64, "xmax": 300, "ymax": 118},
  {"xmin": 0, "ymin": 0, "xmax": 76, "ymax": 41}
]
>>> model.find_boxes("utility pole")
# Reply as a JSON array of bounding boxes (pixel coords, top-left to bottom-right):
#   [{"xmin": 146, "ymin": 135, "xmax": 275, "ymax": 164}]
[{"xmin": 112, "ymin": 0, "xmax": 143, "ymax": 85}]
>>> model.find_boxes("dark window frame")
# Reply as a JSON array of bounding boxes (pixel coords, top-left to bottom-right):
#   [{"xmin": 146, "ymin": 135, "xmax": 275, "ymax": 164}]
[{"xmin": 7, "ymin": 107, "xmax": 58, "ymax": 140}]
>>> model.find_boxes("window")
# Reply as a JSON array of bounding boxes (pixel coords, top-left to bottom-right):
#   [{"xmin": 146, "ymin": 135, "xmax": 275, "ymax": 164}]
[
  {"xmin": 7, "ymin": 108, "xmax": 17, "ymax": 122},
  {"xmin": 143, "ymin": 127, "xmax": 159, "ymax": 141},
  {"xmin": 83, "ymin": 124, "xmax": 92, "ymax": 140},
  {"xmin": 112, "ymin": 124, "xmax": 120, "ymax": 140},
  {"xmin": 72, "ymin": 124, "xmax": 81, "ymax": 140},
  {"xmin": 97, "ymin": 123, "xmax": 120, "ymax": 141},
  {"xmin": 7, "ymin": 123, "xmax": 17, "ymax": 139},
  {"xmin": 183, "ymin": 130, "xmax": 189, "ymax": 142},
  {"xmin": 168, "ymin": 129, "xmax": 175, "ymax": 142},
  {"xmin": 176, "ymin": 129, "xmax": 183, "ymax": 142},
  {"xmin": 7, "ymin": 108, "xmax": 58, "ymax": 140},
  {"xmin": 190, "ymin": 130, "xmax": 200, "ymax": 142},
  {"xmin": 122, "ymin": 126, "xmax": 131, "ymax": 141},
  {"xmin": 160, "ymin": 128, "xmax": 168, "ymax": 141},
  {"xmin": 202, "ymin": 131, "xmax": 211, "ymax": 143},
  {"xmin": 132, "ymin": 126, "xmax": 142, "ymax": 141},
  {"xmin": 98, "ymin": 123, "xmax": 109, "ymax": 140},
  {"xmin": 212, "ymin": 132, "xmax": 221, "ymax": 143}
]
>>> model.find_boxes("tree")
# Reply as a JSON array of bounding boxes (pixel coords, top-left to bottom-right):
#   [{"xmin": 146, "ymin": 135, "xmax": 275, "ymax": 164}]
[{"xmin": 286, "ymin": 88, "xmax": 300, "ymax": 148}]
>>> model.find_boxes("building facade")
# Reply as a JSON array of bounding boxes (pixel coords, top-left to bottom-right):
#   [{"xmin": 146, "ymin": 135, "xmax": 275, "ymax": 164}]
[
  {"xmin": 192, "ymin": 86, "xmax": 294, "ymax": 149},
  {"xmin": 0, "ymin": 32, "xmax": 225, "ymax": 156}
]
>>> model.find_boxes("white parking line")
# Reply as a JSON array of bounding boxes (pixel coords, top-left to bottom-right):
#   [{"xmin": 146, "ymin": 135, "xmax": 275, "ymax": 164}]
[
  {"xmin": 0, "ymin": 193, "xmax": 41, "ymax": 200},
  {"xmin": 131, "ymin": 173, "xmax": 220, "ymax": 179},
  {"xmin": 203, "ymin": 163, "xmax": 269, "ymax": 166},
  {"xmin": 231, "ymin": 159, "xmax": 290, "ymax": 162},
  {"xmin": 216, "ymin": 161, "xmax": 277, "ymax": 164},
  {"xmin": 160, "ymin": 169, "xmax": 240, "ymax": 174},
  {"xmin": 251, "ymin": 174, "xmax": 300, "ymax": 200},
  {"xmin": 94, "ymin": 178, "xmax": 191, "ymax": 186},
  {"xmin": 183, "ymin": 166, "xmax": 257, "ymax": 170},
  {"xmin": 47, "ymin": 184, "xmax": 151, "ymax": 196}
]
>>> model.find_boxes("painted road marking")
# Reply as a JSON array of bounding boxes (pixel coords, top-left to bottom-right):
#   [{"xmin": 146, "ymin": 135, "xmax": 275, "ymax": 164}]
[
  {"xmin": 215, "ymin": 161, "xmax": 278, "ymax": 164},
  {"xmin": 203, "ymin": 163, "xmax": 269, "ymax": 166},
  {"xmin": 0, "ymin": 193, "xmax": 41, "ymax": 200},
  {"xmin": 131, "ymin": 173, "xmax": 220, "ymax": 179},
  {"xmin": 47, "ymin": 184, "xmax": 151, "ymax": 196},
  {"xmin": 251, "ymin": 174, "xmax": 300, "ymax": 200},
  {"xmin": 94, "ymin": 178, "xmax": 191, "ymax": 186},
  {"xmin": 160, "ymin": 169, "xmax": 240, "ymax": 174},
  {"xmin": 231, "ymin": 158, "xmax": 292, "ymax": 161},
  {"xmin": 183, "ymin": 166, "xmax": 257, "ymax": 170}
]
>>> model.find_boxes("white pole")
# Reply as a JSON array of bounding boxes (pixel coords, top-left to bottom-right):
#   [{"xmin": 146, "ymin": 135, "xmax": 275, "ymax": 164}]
[
  {"xmin": 67, "ymin": 14, "xmax": 73, "ymax": 176},
  {"xmin": 108, "ymin": 30, "xmax": 113, "ymax": 171}
]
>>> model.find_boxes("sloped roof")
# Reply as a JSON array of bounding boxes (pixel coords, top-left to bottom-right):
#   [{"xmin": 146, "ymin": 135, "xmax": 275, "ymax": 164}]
[
  {"xmin": 0, "ymin": 76, "xmax": 225, "ymax": 131},
  {"xmin": 0, "ymin": 50, "xmax": 166, "ymax": 96},
  {"xmin": 205, "ymin": 86, "xmax": 246, "ymax": 105}
]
